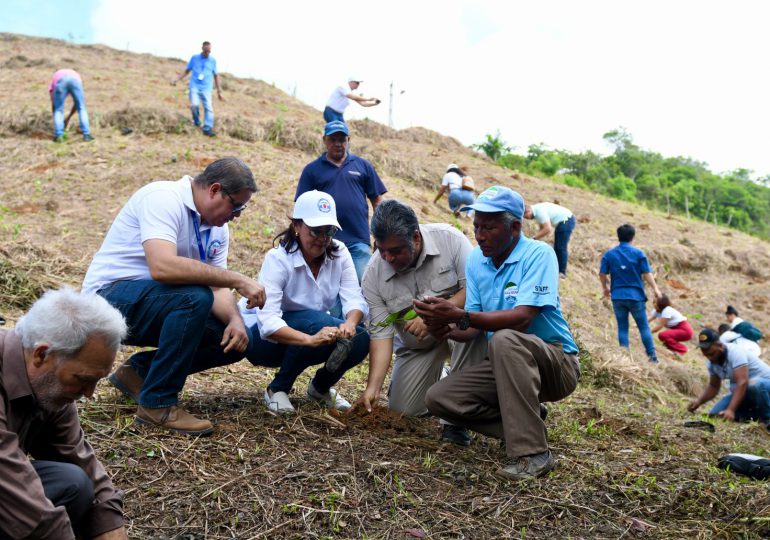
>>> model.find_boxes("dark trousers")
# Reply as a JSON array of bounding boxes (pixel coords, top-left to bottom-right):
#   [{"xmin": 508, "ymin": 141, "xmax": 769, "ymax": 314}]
[
  {"xmin": 99, "ymin": 280, "xmax": 251, "ymax": 408},
  {"xmin": 553, "ymin": 215, "xmax": 576, "ymax": 275},
  {"xmin": 0, "ymin": 461, "xmax": 94, "ymax": 539}
]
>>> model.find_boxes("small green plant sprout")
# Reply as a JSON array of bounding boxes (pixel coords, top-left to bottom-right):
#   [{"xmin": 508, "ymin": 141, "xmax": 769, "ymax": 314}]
[{"xmin": 375, "ymin": 309, "xmax": 418, "ymax": 328}]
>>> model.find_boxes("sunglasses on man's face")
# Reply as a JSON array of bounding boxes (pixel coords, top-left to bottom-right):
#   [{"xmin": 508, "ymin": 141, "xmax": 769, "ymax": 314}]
[
  {"xmin": 223, "ymin": 191, "xmax": 248, "ymax": 214},
  {"xmin": 307, "ymin": 225, "xmax": 339, "ymax": 239}
]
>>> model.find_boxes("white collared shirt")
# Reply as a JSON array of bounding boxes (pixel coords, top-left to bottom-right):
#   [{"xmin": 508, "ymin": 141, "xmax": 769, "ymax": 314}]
[
  {"xmin": 240, "ymin": 240, "xmax": 368, "ymax": 339},
  {"xmin": 82, "ymin": 176, "xmax": 228, "ymax": 294}
]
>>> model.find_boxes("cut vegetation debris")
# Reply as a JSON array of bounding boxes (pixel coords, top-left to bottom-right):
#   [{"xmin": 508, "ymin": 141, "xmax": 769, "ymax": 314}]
[{"xmin": 2, "ymin": 33, "xmax": 770, "ymax": 538}]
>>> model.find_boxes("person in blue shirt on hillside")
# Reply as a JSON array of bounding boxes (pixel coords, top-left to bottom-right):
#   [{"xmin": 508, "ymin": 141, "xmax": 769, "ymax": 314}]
[
  {"xmin": 172, "ymin": 41, "xmax": 223, "ymax": 137},
  {"xmin": 414, "ymin": 186, "xmax": 581, "ymax": 481},
  {"xmin": 599, "ymin": 223, "xmax": 662, "ymax": 363},
  {"xmin": 295, "ymin": 120, "xmax": 387, "ymax": 283}
]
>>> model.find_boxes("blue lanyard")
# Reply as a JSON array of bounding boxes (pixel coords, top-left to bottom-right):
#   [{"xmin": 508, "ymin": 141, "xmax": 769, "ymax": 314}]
[{"xmin": 190, "ymin": 210, "xmax": 211, "ymax": 262}]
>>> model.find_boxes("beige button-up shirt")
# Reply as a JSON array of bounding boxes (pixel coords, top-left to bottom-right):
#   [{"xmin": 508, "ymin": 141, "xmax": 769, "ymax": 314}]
[
  {"xmin": 363, "ymin": 224, "xmax": 472, "ymax": 349},
  {"xmin": 0, "ymin": 329, "xmax": 124, "ymax": 539}
]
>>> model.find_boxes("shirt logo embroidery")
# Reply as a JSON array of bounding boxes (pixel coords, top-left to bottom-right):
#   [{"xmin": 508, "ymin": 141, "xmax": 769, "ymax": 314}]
[
  {"xmin": 348, "ymin": 171, "xmax": 362, "ymax": 176},
  {"xmin": 504, "ymin": 281, "xmax": 518, "ymax": 302},
  {"xmin": 318, "ymin": 198, "xmax": 332, "ymax": 213},
  {"xmin": 534, "ymin": 285, "xmax": 549, "ymax": 295},
  {"xmin": 207, "ymin": 240, "xmax": 223, "ymax": 259},
  {"xmin": 620, "ymin": 265, "xmax": 627, "ymax": 270}
]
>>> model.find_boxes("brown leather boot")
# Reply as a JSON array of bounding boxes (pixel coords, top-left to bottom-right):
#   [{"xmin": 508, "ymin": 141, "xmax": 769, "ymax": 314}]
[
  {"xmin": 108, "ymin": 361, "xmax": 144, "ymax": 401},
  {"xmin": 135, "ymin": 405, "xmax": 214, "ymax": 436}
]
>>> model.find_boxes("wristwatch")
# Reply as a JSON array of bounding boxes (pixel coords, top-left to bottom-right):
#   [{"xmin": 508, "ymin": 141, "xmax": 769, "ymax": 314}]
[{"xmin": 457, "ymin": 311, "xmax": 471, "ymax": 330}]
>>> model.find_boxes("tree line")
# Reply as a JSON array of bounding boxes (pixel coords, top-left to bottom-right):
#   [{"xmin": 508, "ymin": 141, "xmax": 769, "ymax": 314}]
[{"xmin": 473, "ymin": 128, "xmax": 770, "ymax": 239}]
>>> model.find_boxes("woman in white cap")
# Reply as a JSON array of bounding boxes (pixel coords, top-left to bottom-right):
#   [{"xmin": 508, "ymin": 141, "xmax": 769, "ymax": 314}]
[
  {"xmin": 240, "ymin": 190, "xmax": 370, "ymax": 414},
  {"xmin": 433, "ymin": 164, "xmax": 475, "ymax": 217}
]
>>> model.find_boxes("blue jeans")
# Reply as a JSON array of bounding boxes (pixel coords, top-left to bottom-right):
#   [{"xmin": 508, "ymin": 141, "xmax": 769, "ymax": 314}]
[
  {"xmin": 323, "ymin": 106, "xmax": 344, "ymax": 123},
  {"xmin": 447, "ymin": 188, "xmax": 475, "ymax": 212},
  {"xmin": 98, "ymin": 280, "xmax": 250, "ymax": 408},
  {"xmin": 52, "ymin": 77, "xmax": 90, "ymax": 137},
  {"xmin": 246, "ymin": 309, "xmax": 369, "ymax": 394},
  {"xmin": 330, "ymin": 241, "xmax": 371, "ymax": 318},
  {"xmin": 189, "ymin": 88, "xmax": 214, "ymax": 132},
  {"xmin": 554, "ymin": 215, "xmax": 576, "ymax": 275},
  {"xmin": 709, "ymin": 379, "xmax": 770, "ymax": 422},
  {"xmin": 611, "ymin": 299, "xmax": 657, "ymax": 360}
]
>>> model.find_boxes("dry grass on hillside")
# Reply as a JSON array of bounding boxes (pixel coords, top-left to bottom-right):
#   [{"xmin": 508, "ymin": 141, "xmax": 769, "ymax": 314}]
[{"xmin": 2, "ymin": 34, "xmax": 770, "ymax": 538}]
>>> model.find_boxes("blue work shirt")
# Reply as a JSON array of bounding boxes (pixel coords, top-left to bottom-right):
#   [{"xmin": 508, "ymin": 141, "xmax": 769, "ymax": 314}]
[
  {"xmin": 295, "ymin": 153, "xmax": 387, "ymax": 246},
  {"xmin": 187, "ymin": 54, "xmax": 217, "ymax": 91},
  {"xmin": 465, "ymin": 235, "xmax": 578, "ymax": 354},
  {"xmin": 599, "ymin": 242, "xmax": 651, "ymax": 301}
]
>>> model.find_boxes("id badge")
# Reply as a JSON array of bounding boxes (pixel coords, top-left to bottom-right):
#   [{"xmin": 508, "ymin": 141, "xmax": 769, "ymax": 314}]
[{"xmin": 198, "ymin": 73, "xmax": 205, "ymax": 81}]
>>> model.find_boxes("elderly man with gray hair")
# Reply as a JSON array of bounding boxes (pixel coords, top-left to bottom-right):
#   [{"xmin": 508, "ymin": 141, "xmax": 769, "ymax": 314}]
[
  {"xmin": 353, "ymin": 200, "xmax": 487, "ymax": 446},
  {"xmin": 0, "ymin": 289, "xmax": 128, "ymax": 540},
  {"xmin": 82, "ymin": 157, "xmax": 267, "ymax": 436}
]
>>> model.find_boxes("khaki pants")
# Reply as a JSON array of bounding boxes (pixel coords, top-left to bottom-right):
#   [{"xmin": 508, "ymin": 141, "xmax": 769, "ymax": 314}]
[
  {"xmin": 425, "ymin": 329, "xmax": 580, "ymax": 457},
  {"xmin": 388, "ymin": 333, "xmax": 488, "ymax": 416}
]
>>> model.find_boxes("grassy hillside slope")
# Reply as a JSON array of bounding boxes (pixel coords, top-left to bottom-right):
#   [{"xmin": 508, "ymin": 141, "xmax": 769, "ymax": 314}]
[{"xmin": 2, "ymin": 34, "xmax": 770, "ymax": 539}]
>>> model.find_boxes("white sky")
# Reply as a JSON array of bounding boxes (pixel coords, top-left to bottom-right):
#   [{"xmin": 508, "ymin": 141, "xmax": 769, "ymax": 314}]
[{"xmin": 87, "ymin": 0, "xmax": 770, "ymax": 177}]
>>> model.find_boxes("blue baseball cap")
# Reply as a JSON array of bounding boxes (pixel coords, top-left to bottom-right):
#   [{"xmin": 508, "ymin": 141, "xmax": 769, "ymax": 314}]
[
  {"xmin": 324, "ymin": 120, "xmax": 349, "ymax": 136},
  {"xmin": 461, "ymin": 186, "xmax": 525, "ymax": 218}
]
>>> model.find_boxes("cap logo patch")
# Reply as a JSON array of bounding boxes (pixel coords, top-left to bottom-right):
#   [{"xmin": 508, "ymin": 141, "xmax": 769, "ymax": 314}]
[
  {"xmin": 699, "ymin": 334, "xmax": 708, "ymax": 342},
  {"xmin": 318, "ymin": 198, "xmax": 332, "ymax": 213}
]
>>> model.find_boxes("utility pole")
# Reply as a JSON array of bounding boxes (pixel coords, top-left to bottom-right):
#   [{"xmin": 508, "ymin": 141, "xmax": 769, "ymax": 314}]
[{"xmin": 388, "ymin": 81, "xmax": 405, "ymax": 129}]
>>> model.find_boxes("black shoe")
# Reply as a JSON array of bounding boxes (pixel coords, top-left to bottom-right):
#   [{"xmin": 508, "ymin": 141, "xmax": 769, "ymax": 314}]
[
  {"xmin": 540, "ymin": 403, "xmax": 548, "ymax": 421},
  {"xmin": 202, "ymin": 129, "xmax": 216, "ymax": 137},
  {"xmin": 441, "ymin": 425, "xmax": 472, "ymax": 447},
  {"xmin": 82, "ymin": 134, "xmax": 94, "ymax": 142}
]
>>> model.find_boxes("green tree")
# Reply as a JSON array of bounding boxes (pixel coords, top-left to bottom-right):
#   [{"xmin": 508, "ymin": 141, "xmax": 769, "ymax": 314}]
[{"xmin": 472, "ymin": 131, "xmax": 511, "ymax": 161}]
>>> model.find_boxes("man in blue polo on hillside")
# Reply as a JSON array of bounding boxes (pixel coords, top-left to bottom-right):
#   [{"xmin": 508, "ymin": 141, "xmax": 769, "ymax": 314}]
[
  {"xmin": 295, "ymin": 120, "xmax": 387, "ymax": 282},
  {"xmin": 599, "ymin": 224, "xmax": 662, "ymax": 363},
  {"xmin": 415, "ymin": 186, "xmax": 580, "ymax": 480},
  {"xmin": 172, "ymin": 41, "xmax": 223, "ymax": 137}
]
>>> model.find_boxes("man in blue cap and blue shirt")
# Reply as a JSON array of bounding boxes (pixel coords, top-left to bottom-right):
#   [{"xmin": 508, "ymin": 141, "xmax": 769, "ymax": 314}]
[
  {"xmin": 414, "ymin": 186, "xmax": 580, "ymax": 480},
  {"xmin": 296, "ymin": 120, "xmax": 387, "ymax": 282}
]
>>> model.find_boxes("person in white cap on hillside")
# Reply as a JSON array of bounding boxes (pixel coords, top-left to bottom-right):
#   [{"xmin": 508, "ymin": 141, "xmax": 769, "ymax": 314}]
[
  {"xmin": 240, "ymin": 190, "xmax": 371, "ymax": 414},
  {"xmin": 323, "ymin": 76, "xmax": 381, "ymax": 122}
]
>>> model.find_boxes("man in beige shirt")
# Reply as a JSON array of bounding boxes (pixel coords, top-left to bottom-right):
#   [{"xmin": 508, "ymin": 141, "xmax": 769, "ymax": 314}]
[
  {"xmin": 355, "ymin": 200, "xmax": 487, "ymax": 446},
  {"xmin": 0, "ymin": 289, "xmax": 128, "ymax": 539}
]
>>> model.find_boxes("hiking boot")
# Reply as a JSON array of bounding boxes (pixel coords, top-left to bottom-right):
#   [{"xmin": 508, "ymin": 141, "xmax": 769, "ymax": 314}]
[
  {"xmin": 325, "ymin": 338, "xmax": 352, "ymax": 372},
  {"xmin": 497, "ymin": 449, "xmax": 555, "ymax": 480},
  {"xmin": 202, "ymin": 129, "xmax": 216, "ymax": 137},
  {"xmin": 540, "ymin": 403, "xmax": 548, "ymax": 421},
  {"xmin": 441, "ymin": 424, "xmax": 472, "ymax": 447},
  {"xmin": 135, "ymin": 405, "xmax": 214, "ymax": 436},
  {"xmin": 108, "ymin": 361, "xmax": 144, "ymax": 401},
  {"xmin": 264, "ymin": 388, "xmax": 295, "ymax": 414},
  {"xmin": 82, "ymin": 134, "xmax": 94, "ymax": 142},
  {"xmin": 307, "ymin": 381, "xmax": 351, "ymax": 412}
]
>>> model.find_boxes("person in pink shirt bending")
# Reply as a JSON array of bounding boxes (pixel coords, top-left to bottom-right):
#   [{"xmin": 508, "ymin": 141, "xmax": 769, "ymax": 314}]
[{"xmin": 49, "ymin": 69, "xmax": 92, "ymax": 142}]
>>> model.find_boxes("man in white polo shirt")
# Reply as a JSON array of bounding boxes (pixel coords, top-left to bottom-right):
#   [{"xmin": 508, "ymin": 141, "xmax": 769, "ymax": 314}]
[
  {"xmin": 82, "ymin": 157, "xmax": 266, "ymax": 436},
  {"xmin": 523, "ymin": 202, "xmax": 576, "ymax": 278},
  {"xmin": 323, "ymin": 77, "xmax": 381, "ymax": 122}
]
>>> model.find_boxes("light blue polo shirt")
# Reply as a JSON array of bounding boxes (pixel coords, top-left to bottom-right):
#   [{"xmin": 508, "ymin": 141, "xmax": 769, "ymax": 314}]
[
  {"xmin": 465, "ymin": 235, "xmax": 578, "ymax": 354},
  {"xmin": 187, "ymin": 54, "xmax": 217, "ymax": 91}
]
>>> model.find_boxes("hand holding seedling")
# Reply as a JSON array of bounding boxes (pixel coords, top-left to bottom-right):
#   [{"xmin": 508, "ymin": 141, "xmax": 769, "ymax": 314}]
[{"xmin": 413, "ymin": 296, "xmax": 463, "ymax": 326}]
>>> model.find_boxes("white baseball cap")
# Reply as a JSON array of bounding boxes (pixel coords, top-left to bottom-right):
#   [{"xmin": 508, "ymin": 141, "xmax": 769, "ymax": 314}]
[
  {"xmin": 292, "ymin": 190, "xmax": 342, "ymax": 229},
  {"xmin": 348, "ymin": 75, "xmax": 363, "ymax": 83},
  {"xmin": 446, "ymin": 163, "xmax": 459, "ymax": 172}
]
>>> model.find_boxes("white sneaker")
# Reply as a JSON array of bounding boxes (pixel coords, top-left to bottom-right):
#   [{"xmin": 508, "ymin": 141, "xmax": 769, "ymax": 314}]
[
  {"xmin": 307, "ymin": 381, "xmax": 351, "ymax": 412},
  {"xmin": 263, "ymin": 388, "xmax": 295, "ymax": 414}
]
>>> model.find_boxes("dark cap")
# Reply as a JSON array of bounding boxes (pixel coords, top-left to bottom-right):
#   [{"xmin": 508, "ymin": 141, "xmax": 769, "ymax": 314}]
[
  {"xmin": 698, "ymin": 328, "xmax": 720, "ymax": 349},
  {"xmin": 725, "ymin": 305, "xmax": 739, "ymax": 316}
]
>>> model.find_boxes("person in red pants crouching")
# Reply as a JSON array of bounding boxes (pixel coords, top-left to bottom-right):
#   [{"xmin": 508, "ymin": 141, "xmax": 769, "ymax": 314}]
[{"xmin": 649, "ymin": 294, "xmax": 693, "ymax": 355}]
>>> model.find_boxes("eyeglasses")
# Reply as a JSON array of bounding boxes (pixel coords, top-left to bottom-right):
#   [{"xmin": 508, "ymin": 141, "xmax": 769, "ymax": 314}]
[
  {"xmin": 223, "ymin": 191, "xmax": 248, "ymax": 213},
  {"xmin": 307, "ymin": 225, "xmax": 338, "ymax": 239}
]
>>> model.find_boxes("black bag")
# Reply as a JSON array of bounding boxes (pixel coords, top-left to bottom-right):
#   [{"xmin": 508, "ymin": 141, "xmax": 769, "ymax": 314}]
[{"xmin": 717, "ymin": 453, "xmax": 770, "ymax": 480}]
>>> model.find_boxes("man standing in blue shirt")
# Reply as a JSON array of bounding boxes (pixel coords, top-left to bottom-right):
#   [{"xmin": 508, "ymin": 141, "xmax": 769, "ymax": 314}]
[
  {"xmin": 295, "ymin": 120, "xmax": 387, "ymax": 282},
  {"xmin": 599, "ymin": 224, "xmax": 662, "ymax": 362},
  {"xmin": 172, "ymin": 41, "xmax": 223, "ymax": 137},
  {"xmin": 415, "ymin": 186, "xmax": 580, "ymax": 480}
]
